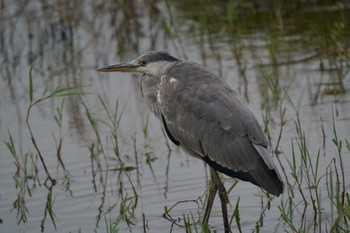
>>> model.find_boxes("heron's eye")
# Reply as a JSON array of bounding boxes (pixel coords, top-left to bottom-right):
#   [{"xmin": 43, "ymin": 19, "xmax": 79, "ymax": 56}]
[{"xmin": 139, "ymin": 60, "xmax": 147, "ymax": 66}]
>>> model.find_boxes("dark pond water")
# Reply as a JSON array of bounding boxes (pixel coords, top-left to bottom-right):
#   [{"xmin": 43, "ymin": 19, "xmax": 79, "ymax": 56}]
[{"xmin": 1, "ymin": 1, "xmax": 350, "ymax": 232}]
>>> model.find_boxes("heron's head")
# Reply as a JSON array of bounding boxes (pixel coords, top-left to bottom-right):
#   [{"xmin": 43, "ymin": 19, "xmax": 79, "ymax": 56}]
[{"xmin": 97, "ymin": 51, "xmax": 180, "ymax": 77}]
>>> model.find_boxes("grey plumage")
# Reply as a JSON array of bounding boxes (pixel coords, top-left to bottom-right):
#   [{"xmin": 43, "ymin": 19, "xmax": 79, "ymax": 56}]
[
  {"xmin": 157, "ymin": 60, "xmax": 283, "ymax": 196},
  {"xmin": 97, "ymin": 51, "xmax": 284, "ymax": 231}
]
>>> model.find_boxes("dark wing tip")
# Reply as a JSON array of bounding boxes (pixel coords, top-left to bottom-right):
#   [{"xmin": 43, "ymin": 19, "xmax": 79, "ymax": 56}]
[
  {"xmin": 268, "ymin": 170, "xmax": 284, "ymax": 197},
  {"xmin": 202, "ymin": 154, "xmax": 284, "ymax": 197},
  {"xmin": 276, "ymin": 182, "xmax": 284, "ymax": 197}
]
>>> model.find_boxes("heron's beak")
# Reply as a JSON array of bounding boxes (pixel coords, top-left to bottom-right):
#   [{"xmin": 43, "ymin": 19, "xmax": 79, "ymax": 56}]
[{"xmin": 97, "ymin": 61, "xmax": 139, "ymax": 73}]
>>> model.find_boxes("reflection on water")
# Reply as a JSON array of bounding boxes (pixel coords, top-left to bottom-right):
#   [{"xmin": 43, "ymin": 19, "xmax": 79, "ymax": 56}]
[{"xmin": 0, "ymin": 0, "xmax": 350, "ymax": 232}]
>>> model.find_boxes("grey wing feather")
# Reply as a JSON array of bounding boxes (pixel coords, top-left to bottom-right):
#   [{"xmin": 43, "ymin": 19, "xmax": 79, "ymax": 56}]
[
  {"xmin": 159, "ymin": 62, "xmax": 268, "ymax": 172},
  {"xmin": 157, "ymin": 62, "xmax": 284, "ymax": 196}
]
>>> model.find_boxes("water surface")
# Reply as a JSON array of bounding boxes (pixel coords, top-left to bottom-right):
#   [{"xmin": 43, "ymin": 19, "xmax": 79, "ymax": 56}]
[{"xmin": 1, "ymin": 1, "xmax": 350, "ymax": 232}]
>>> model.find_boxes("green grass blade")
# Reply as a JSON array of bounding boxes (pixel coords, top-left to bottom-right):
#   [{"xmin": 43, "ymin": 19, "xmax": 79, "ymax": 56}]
[
  {"xmin": 4, "ymin": 128, "xmax": 16, "ymax": 156},
  {"xmin": 29, "ymin": 65, "xmax": 34, "ymax": 104}
]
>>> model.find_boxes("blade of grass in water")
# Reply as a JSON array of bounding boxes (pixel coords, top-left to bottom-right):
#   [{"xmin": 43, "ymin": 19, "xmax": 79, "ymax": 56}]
[{"xmin": 29, "ymin": 65, "xmax": 34, "ymax": 104}]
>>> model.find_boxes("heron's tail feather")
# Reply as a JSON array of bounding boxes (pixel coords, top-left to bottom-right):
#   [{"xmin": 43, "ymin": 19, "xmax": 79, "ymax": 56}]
[
  {"xmin": 202, "ymin": 146, "xmax": 284, "ymax": 196},
  {"xmin": 251, "ymin": 144, "xmax": 284, "ymax": 196}
]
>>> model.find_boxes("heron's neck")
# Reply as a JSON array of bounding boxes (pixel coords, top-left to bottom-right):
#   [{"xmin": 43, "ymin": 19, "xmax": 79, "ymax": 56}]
[
  {"xmin": 145, "ymin": 61, "xmax": 177, "ymax": 77},
  {"xmin": 140, "ymin": 73, "xmax": 162, "ymax": 118}
]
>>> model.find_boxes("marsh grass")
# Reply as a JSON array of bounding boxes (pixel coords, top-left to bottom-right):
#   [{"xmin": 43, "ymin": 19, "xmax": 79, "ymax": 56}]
[
  {"xmin": 230, "ymin": 197, "xmax": 242, "ymax": 233},
  {"xmin": 4, "ymin": 68, "xmax": 74, "ymax": 226},
  {"xmin": 105, "ymin": 213, "xmax": 121, "ymax": 233},
  {"xmin": 53, "ymin": 99, "xmax": 66, "ymax": 172},
  {"xmin": 26, "ymin": 66, "xmax": 86, "ymax": 185},
  {"xmin": 254, "ymin": 54, "xmax": 349, "ymax": 232},
  {"xmin": 5, "ymin": 130, "xmax": 39, "ymax": 224},
  {"xmin": 307, "ymin": 14, "xmax": 349, "ymax": 98},
  {"xmin": 275, "ymin": 101, "xmax": 350, "ymax": 232},
  {"xmin": 4, "ymin": 66, "xmax": 87, "ymax": 228},
  {"xmin": 163, "ymin": 197, "xmax": 203, "ymax": 229},
  {"xmin": 98, "ymin": 96, "xmax": 126, "ymax": 163},
  {"xmin": 79, "ymin": 94, "xmax": 157, "ymax": 231}
]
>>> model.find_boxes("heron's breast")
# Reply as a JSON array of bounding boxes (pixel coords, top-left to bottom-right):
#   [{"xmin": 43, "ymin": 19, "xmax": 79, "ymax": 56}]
[{"xmin": 158, "ymin": 75, "xmax": 183, "ymax": 106}]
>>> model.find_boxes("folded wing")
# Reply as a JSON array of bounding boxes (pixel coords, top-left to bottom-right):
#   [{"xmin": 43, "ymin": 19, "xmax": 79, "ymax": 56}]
[{"xmin": 158, "ymin": 62, "xmax": 284, "ymax": 196}]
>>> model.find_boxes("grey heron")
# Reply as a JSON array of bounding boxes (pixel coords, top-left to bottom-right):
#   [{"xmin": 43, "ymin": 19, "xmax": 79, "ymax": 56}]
[{"xmin": 97, "ymin": 51, "xmax": 284, "ymax": 232}]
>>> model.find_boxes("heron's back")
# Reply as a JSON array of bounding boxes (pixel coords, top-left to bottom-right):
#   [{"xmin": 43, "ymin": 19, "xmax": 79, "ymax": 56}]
[{"xmin": 157, "ymin": 61, "xmax": 284, "ymax": 196}]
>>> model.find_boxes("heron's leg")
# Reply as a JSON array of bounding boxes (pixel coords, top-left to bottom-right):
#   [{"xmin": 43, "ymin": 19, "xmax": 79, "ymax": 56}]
[
  {"xmin": 210, "ymin": 168, "xmax": 230, "ymax": 233},
  {"xmin": 203, "ymin": 171, "xmax": 218, "ymax": 225}
]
